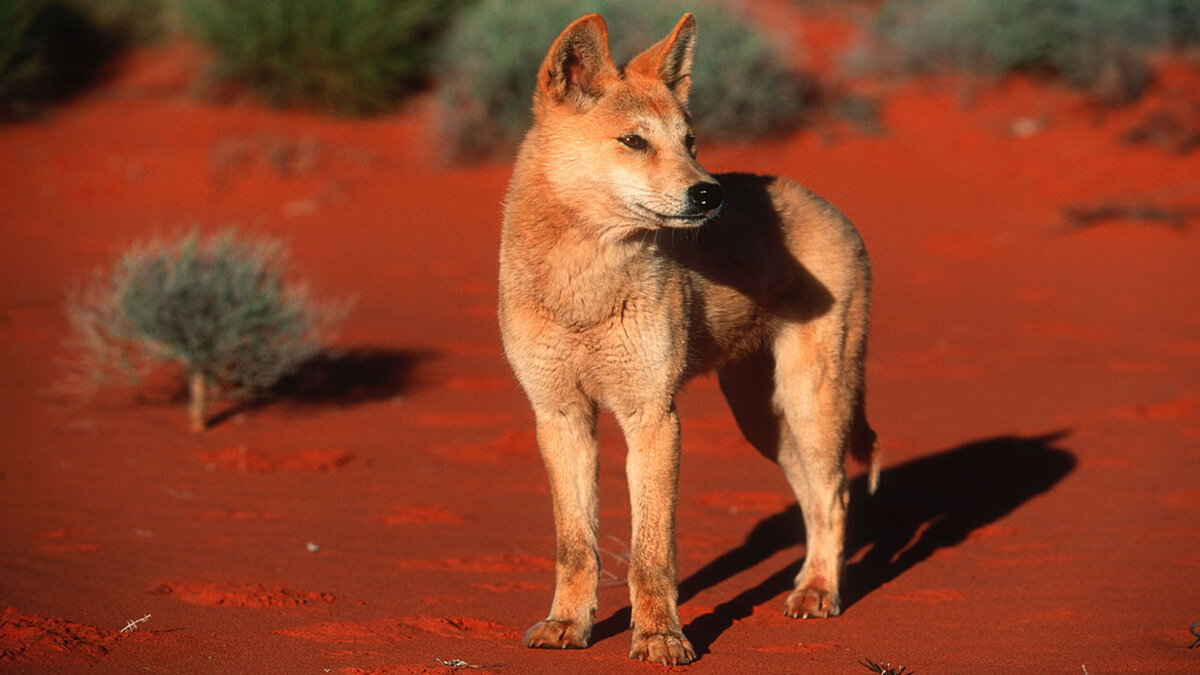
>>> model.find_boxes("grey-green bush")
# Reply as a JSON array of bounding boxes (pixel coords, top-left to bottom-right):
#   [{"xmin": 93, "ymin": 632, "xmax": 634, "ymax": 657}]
[
  {"xmin": 874, "ymin": 0, "xmax": 1200, "ymax": 103},
  {"xmin": 435, "ymin": 0, "xmax": 813, "ymax": 161},
  {"xmin": 185, "ymin": 0, "xmax": 465, "ymax": 115},
  {"xmin": 66, "ymin": 229, "xmax": 343, "ymax": 431}
]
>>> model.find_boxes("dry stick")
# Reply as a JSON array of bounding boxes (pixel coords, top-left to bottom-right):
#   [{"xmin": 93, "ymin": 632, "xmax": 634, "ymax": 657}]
[
  {"xmin": 188, "ymin": 370, "xmax": 207, "ymax": 432},
  {"xmin": 120, "ymin": 614, "xmax": 151, "ymax": 633},
  {"xmin": 598, "ymin": 534, "xmax": 630, "ymax": 588},
  {"xmin": 1061, "ymin": 203, "xmax": 1200, "ymax": 231},
  {"xmin": 435, "ymin": 657, "xmax": 494, "ymax": 670},
  {"xmin": 860, "ymin": 659, "xmax": 914, "ymax": 675}
]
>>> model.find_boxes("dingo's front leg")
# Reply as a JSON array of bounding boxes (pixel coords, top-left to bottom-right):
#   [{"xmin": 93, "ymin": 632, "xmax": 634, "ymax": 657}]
[
  {"xmin": 618, "ymin": 405, "xmax": 696, "ymax": 665},
  {"xmin": 525, "ymin": 401, "xmax": 600, "ymax": 650}
]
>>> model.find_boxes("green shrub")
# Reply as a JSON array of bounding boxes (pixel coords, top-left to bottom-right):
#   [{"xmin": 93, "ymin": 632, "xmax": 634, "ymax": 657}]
[
  {"xmin": 184, "ymin": 0, "xmax": 466, "ymax": 115},
  {"xmin": 874, "ymin": 0, "xmax": 1200, "ymax": 103},
  {"xmin": 435, "ymin": 0, "xmax": 814, "ymax": 161},
  {"xmin": 1165, "ymin": 1, "xmax": 1200, "ymax": 47},
  {"xmin": 0, "ymin": 1, "xmax": 45, "ymax": 111},
  {"xmin": 0, "ymin": 0, "xmax": 117, "ymax": 118},
  {"xmin": 65, "ymin": 229, "xmax": 345, "ymax": 431},
  {"xmin": 65, "ymin": 0, "xmax": 180, "ymax": 45}
]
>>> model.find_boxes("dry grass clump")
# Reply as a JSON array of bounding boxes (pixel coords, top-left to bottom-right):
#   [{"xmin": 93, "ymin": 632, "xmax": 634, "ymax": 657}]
[{"xmin": 64, "ymin": 228, "xmax": 344, "ymax": 430}]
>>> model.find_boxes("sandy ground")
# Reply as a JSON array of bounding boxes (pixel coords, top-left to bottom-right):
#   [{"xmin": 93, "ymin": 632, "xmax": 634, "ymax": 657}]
[{"xmin": 1, "ymin": 6, "xmax": 1198, "ymax": 674}]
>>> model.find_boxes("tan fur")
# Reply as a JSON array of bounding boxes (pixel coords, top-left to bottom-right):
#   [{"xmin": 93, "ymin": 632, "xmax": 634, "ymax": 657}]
[{"xmin": 499, "ymin": 13, "xmax": 879, "ymax": 666}]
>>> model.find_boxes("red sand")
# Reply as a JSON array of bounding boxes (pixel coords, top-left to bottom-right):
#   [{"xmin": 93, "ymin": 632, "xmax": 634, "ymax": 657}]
[{"xmin": 1, "ymin": 7, "xmax": 1198, "ymax": 673}]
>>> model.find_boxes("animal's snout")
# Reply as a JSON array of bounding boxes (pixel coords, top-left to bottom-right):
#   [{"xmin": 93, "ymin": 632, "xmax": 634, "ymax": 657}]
[{"xmin": 687, "ymin": 182, "xmax": 723, "ymax": 213}]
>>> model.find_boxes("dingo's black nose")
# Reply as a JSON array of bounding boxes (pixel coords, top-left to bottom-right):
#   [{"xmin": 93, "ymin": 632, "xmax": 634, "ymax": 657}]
[{"xmin": 687, "ymin": 182, "xmax": 723, "ymax": 213}]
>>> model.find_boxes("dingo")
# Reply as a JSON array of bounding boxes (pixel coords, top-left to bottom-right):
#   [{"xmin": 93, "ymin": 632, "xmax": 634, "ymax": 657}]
[{"xmin": 499, "ymin": 13, "xmax": 878, "ymax": 665}]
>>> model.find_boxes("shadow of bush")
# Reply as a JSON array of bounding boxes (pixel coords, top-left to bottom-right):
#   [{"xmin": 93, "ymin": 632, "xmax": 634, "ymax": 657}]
[
  {"xmin": 272, "ymin": 347, "xmax": 434, "ymax": 405},
  {"xmin": 207, "ymin": 347, "xmax": 435, "ymax": 427}
]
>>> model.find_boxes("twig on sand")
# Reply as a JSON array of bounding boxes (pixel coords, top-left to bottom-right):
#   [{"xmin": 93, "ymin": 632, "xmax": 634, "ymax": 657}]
[
  {"xmin": 861, "ymin": 658, "xmax": 914, "ymax": 675},
  {"xmin": 599, "ymin": 534, "xmax": 630, "ymax": 588},
  {"xmin": 1060, "ymin": 202, "xmax": 1200, "ymax": 232},
  {"xmin": 120, "ymin": 614, "xmax": 151, "ymax": 633},
  {"xmin": 436, "ymin": 657, "xmax": 494, "ymax": 670}
]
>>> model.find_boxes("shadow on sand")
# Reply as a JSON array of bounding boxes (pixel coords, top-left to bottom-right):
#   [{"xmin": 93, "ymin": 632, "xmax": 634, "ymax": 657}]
[
  {"xmin": 591, "ymin": 432, "xmax": 1076, "ymax": 656},
  {"xmin": 208, "ymin": 347, "xmax": 434, "ymax": 427}
]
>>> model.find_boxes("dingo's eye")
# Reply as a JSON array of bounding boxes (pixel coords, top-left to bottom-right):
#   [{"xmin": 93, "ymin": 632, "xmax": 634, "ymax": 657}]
[
  {"xmin": 618, "ymin": 134, "xmax": 648, "ymax": 150},
  {"xmin": 684, "ymin": 133, "xmax": 696, "ymax": 155}
]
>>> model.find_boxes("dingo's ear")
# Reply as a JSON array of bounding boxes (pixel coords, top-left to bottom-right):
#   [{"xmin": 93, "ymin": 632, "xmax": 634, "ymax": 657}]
[
  {"xmin": 627, "ymin": 13, "xmax": 696, "ymax": 105},
  {"xmin": 537, "ymin": 14, "xmax": 617, "ymax": 111}
]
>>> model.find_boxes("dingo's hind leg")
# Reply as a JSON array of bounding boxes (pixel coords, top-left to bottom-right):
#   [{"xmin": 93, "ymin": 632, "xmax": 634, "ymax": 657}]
[
  {"xmin": 719, "ymin": 348, "xmax": 843, "ymax": 617},
  {"xmin": 771, "ymin": 309, "xmax": 866, "ymax": 619},
  {"xmin": 719, "ymin": 312, "xmax": 862, "ymax": 619}
]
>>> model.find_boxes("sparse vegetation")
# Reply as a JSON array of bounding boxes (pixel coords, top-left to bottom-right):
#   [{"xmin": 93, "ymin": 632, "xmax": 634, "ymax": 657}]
[
  {"xmin": 66, "ymin": 0, "xmax": 180, "ymax": 45},
  {"xmin": 434, "ymin": 0, "xmax": 815, "ymax": 161},
  {"xmin": 184, "ymin": 0, "xmax": 467, "ymax": 115},
  {"xmin": 64, "ymin": 229, "xmax": 344, "ymax": 431},
  {"xmin": 1, "ymin": 0, "xmax": 181, "ymax": 118},
  {"xmin": 872, "ymin": 0, "xmax": 1200, "ymax": 103},
  {"xmin": 0, "ymin": 0, "xmax": 117, "ymax": 118},
  {"xmin": 0, "ymin": 1, "xmax": 45, "ymax": 111}
]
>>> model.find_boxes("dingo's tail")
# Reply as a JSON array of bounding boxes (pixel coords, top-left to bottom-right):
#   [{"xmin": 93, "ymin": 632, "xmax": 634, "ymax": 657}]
[{"xmin": 851, "ymin": 393, "xmax": 881, "ymax": 495}]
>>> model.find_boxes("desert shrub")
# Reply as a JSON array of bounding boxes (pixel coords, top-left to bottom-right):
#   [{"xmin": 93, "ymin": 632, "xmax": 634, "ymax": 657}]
[
  {"xmin": 435, "ymin": 0, "xmax": 814, "ymax": 161},
  {"xmin": 0, "ymin": 0, "xmax": 117, "ymax": 118},
  {"xmin": 65, "ymin": 0, "xmax": 180, "ymax": 45},
  {"xmin": 0, "ymin": 2, "xmax": 44, "ymax": 108},
  {"xmin": 1165, "ymin": 1, "xmax": 1200, "ymax": 47},
  {"xmin": 184, "ymin": 0, "xmax": 467, "ymax": 115},
  {"xmin": 65, "ymin": 229, "xmax": 344, "ymax": 431},
  {"xmin": 873, "ymin": 0, "xmax": 1200, "ymax": 104}
]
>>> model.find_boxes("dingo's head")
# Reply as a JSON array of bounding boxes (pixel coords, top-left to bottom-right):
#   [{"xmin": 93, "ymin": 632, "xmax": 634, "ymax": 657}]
[{"xmin": 524, "ymin": 13, "xmax": 723, "ymax": 233}]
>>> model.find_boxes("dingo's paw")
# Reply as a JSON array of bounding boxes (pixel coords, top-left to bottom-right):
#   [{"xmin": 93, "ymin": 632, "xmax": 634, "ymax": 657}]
[
  {"xmin": 629, "ymin": 631, "xmax": 696, "ymax": 665},
  {"xmin": 524, "ymin": 618, "xmax": 589, "ymax": 649},
  {"xmin": 784, "ymin": 586, "xmax": 841, "ymax": 619}
]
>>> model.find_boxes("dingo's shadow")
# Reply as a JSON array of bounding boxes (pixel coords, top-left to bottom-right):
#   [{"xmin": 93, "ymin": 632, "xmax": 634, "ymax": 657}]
[
  {"xmin": 208, "ymin": 347, "xmax": 434, "ymax": 426},
  {"xmin": 591, "ymin": 432, "xmax": 1076, "ymax": 655}
]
